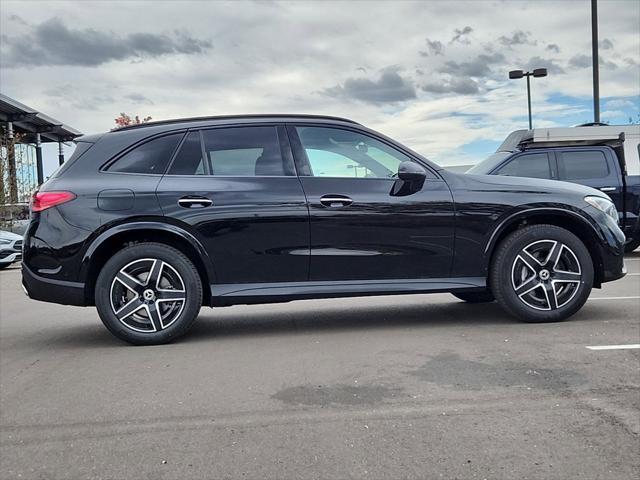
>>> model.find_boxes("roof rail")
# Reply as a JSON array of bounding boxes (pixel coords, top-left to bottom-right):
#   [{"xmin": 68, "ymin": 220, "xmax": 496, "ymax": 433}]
[{"xmin": 114, "ymin": 114, "xmax": 360, "ymax": 131}]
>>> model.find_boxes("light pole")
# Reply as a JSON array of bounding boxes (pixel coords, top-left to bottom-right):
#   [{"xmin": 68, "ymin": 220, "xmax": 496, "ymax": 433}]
[{"xmin": 509, "ymin": 68, "xmax": 548, "ymax": 130}]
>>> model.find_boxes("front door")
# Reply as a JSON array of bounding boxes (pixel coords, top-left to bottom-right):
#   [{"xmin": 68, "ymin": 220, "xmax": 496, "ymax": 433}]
[
  {"xmin": 156, "ymin": 125, "xmax": 309, "ymax": 285},
  {"xmin": 288, "ymin": 125, "xmax": 455, "ymax": 282}
]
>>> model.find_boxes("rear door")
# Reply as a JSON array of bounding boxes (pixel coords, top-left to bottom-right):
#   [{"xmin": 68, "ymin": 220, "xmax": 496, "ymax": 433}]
[{"xmin": 156, "ymin": 125, "xmax": 309, "ymax": 285}]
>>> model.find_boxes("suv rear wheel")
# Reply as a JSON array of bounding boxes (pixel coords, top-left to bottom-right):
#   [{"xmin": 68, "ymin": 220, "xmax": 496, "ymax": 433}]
[
  {"xmin": 490, "ymin": 225, "xmax": 593, "ymax": 323},
  {"xmin": 95, "ymin": 242, "xmax": 202, "ymax": 345}
]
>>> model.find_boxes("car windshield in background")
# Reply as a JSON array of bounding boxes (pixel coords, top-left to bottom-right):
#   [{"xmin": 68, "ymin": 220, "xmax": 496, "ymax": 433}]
[{"xmin": 466, "ymin": 151, "xmax": 512, "ymax": 174}]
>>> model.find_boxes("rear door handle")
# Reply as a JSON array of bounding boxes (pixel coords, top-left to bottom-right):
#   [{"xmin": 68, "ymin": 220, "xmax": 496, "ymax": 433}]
[
  {"xmin": 178, "ymin": 196, "xmax": 213, "ymax": 208},
  {"xmin": 319, "ymin": 195, "xmax": 353, "ymax": 208},
  {"xmin": 599, "ymin": 187, "xmax": 617, "ymax": 192}
]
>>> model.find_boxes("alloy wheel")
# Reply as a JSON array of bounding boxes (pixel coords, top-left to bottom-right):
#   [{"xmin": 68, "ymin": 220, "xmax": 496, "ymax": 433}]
[
  {"xmin": 510, "ymin": 239, "xmax": 582, "ymax": 311},
  {"xmin": 110, "ymin": 258, "xmax": 186, "ymax": 333}
]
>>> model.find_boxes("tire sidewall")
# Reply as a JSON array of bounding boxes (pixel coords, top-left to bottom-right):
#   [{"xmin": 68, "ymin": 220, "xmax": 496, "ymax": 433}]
[
  {"xmin": 492, "ymin": 225, "xmax": 594, "ymax": 322},
  {"xmin": 95, "ymin": 243, "xmax": 202, "ymax": 345}
]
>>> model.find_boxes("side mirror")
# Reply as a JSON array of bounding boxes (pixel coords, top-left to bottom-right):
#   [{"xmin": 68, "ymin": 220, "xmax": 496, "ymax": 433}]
[{"xmin": 397, "ymin": 161, "xmax": 427, "ymax": 182}]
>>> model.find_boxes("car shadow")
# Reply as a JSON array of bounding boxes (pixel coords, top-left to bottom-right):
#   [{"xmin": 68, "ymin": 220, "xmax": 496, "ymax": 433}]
[
  {"xmin": 183, "ymin": 298, "xmax": 513, "ymax": 344},
  {"xmin": 39, "ymin": 297, "xmax": 513, "ymax": 348}
]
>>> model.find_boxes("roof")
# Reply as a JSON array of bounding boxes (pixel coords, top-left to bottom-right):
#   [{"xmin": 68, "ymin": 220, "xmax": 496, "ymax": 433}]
[
  {"xmin": 113, "ymin": 114, "xmax": 360, "ymax": 132},
  {"xmin": 0, "ymin": 93, "xmax": 82, "ymax": 143}
]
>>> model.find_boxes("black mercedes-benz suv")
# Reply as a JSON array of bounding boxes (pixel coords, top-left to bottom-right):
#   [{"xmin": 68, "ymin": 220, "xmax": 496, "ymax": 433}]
[{"xmin": 23, "ymin": 115, "xmax": 626, "ymax": 345}]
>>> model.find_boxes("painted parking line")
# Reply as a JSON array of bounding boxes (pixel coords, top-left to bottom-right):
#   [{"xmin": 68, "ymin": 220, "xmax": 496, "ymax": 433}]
[
  {"xmin": 588, "ymin": 296, "xmax": 640, "ymax": 301},
  {"xmin": 586, "ymin": 344, "xmax": 640, "ymax": 350}
]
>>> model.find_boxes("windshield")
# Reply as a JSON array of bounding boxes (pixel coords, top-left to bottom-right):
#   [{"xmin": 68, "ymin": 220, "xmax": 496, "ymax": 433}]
[{"xmin": 466, "ymin": 151, "xmax": 512, "ymax": 174}]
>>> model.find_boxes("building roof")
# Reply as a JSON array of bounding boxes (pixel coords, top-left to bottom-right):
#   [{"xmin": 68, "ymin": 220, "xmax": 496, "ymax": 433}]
[{"xmin": 0, "ymin": 93, "xmax": 82, "ymax": 143}]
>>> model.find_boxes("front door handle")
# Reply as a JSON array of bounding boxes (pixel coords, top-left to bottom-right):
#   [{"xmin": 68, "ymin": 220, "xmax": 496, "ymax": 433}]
[
  {"xmin": 319, "ymin": 195, "xmax": 353, "ymax": 208},
  {"xmin": 599, "ymin": 187, "xmax": 616, "ymax": 192},
  {"xmin": 178, "ymin": 196, "xmax": 213, "ymax": 208}
]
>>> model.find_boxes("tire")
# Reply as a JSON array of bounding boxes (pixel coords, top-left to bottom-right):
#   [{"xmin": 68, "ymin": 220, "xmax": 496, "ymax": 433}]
[
  {"xmin": 452, "ymin": 290, "xmax": 495, "ymax": 303},
  {"xmin": 490, "ymin": 225, "xmax": 593, "ymax": 323},
  {"xmin": 95, "ymin": 242, "xmax": 202, "ymax": 345},
  {"xmin": 624, "ymin": 238, "xmax": 640, "ymax": 253}
]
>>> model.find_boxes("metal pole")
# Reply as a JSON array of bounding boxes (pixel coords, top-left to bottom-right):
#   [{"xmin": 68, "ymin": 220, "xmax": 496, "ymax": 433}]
[
  {"xmin": 6, "ymin": 121, "xmax": 18, "ymax": 204},
  {"xmin": 526, "ymin": 74, "xmax": 532, "ymax": 130},
  {"xmin": 35, "ymin": 133, "xmax": 44, "ymax": 185},
  {"xmin": 591, "ymin": 0, "xmax": 600, "ymax": 123},
  {"xmin": 58, "ymin": 141, "xmax": 64, "ymax": 166}
]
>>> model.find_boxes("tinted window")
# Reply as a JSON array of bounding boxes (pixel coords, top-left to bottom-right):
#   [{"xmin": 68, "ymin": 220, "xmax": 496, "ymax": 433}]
[
  {"xmin": 559, "ymin": 150, "xmax": 610, "ymax": 180},
  {"xmin": 201, "ymin": 126, "xmax": 290, "ymax": 176},
  {"xmin": 495, "ymin": 153, "xmax": 551, "ymax": 179},
  {"xmin": 108, "ymin": 134, "xmax": 182, "ymax": 174},
  {"xmin": 168, "ymin": 132, "xmax": 206, "ymax": 175},
  {"xmin": 296, "ymin": 126, "xmax": 411, "ymax": 178}
]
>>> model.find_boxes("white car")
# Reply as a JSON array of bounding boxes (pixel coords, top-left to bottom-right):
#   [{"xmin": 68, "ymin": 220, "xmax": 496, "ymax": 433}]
[{"xmin": 0, "ymin": 230, "xmax": 23, "ymax": 269}]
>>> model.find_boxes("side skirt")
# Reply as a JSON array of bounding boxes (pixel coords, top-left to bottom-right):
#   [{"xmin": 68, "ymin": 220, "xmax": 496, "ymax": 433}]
[{"xmin": 209, "ymin": 277, "xmax": 486, "ymax": 307}]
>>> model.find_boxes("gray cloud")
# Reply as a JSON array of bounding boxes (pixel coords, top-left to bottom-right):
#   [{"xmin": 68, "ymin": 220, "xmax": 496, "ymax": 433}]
[
  {"xmin": 124, "ymin": 93, "xmax": 155, "ymax": 105},
  {"xmin": 422, "ymin": 77, "xmax": 479, "ymax": 95},
  {"xmin": 569, "ymin": 54, "xmax": 617, "ymax": 70},
  {"xmin": 324, "ymin": 68, "xmax": 416, "ymax": 104},
  {"xmin": 498, "ymin": 30, "xmax": 537, "ymax": 47},
  {"xmin": 450, "ymin": 26, "xmax": 473, "ymax": 44},
  {"xmin": 599, "ymin": 38, "xmax": 614, "ymax": 50},
  {"xmin": 1, "ymin": 17, "xmax": 211, "ymax": 67},
  {"xmin": 524, "ymin": 56, "xmax": 565, "ymax": 74},
  {"xmin": 569, "ymin": 54, "xmax": 591, "ymax": 68},
  {"xmin": 441, "ymin": 52, "xmax": 505, "ymax": 77},
  {"xmin": 546, "ymin": 43, "xmax": 560, "ymax": 53},
  {"xmin": 420, "ymin": 39, "xmax": 444, "ymax": 57}
]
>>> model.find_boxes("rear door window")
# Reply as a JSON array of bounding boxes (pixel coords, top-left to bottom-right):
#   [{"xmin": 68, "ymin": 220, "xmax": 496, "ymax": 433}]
[
  {"xmin": 495, "ymin": 152, "xmax": 552, "ymax": 179},
  {"xmin": 107, "ymin": 133, "xmax": 183, "ymax": 174},
  {"xmin": 558, "ymin": 150, "xmax": 610, "ymax": 180},
  {"xmin": 168, "ymin": 132, "xmax": 206, "ymax": 175},
  {"xmin": 201, "ymin": 126, "xmax": 293, "ymax": 176}
]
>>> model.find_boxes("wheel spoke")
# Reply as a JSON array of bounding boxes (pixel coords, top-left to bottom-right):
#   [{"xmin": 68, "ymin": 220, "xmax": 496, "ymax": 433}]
[
  {"xmin": 517, "ymin": 253, "xmax": 539, "ymax": 273},
  {"xmin": 146, "ymin": 260, "xmax": 163, "ymax": 288},
  {"xmin": 115, "ymin": 271, "xmax": 143, "ymax": 293},
  {"xmin": 545, "ymin": 241, "xmax": 563, "ymax": 268},
  {"xmin": 553, "ymin": 271, "xmax": 581, "ymax": 281},
  {"xmin": 514, "ymin": 276, "xmax": 538, "ymax": 295},
  {"xmin": 543, "ymin": 282, "xmax": 558, "ymax": 310},
  {"xmin": 157, "ymin": 289, "xmax": 186, "ymax": 301},
  {"xmin": 145, "ymin": 302, "xmax": 164, "ymax": 331},
  {"xmin": 115, "ymin": 297, "xmax": 144, "ymax": 321}
]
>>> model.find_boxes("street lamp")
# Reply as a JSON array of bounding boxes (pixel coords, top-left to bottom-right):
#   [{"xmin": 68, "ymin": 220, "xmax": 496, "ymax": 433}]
[{"xmin": 508, "ymin": 68, "xmax": 548, "ymax": 130}]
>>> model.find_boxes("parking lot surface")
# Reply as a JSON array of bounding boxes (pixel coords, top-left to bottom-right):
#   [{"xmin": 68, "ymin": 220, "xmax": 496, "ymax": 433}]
[{"xmin": 1, "ymin": 253, "xmax": 639, "ymax": 479}]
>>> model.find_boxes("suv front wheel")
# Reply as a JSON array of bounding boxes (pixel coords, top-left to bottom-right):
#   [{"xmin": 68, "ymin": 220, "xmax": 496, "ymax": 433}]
[
  {"xmin": 490, "ymin": 225, "xmax": 594, "ymax": 323},
  {"xmin": 95, "ymin": 242, "xmax": 202, "ymax": 345}
]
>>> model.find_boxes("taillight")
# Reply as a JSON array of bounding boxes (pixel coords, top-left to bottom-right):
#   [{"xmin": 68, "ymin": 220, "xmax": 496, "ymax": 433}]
[{"xmin": 31, "ymin": 191, "xmax": 76, "ymax": 212}]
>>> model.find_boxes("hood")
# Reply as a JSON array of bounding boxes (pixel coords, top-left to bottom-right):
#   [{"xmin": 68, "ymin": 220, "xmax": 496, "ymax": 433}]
[
  {"xmin": 461, "ymin": 172, "xmax": 608, "ymax": 199},
  {"xmin": 0, "ymin": 230, "xmax": 23, "ymax": 241}
]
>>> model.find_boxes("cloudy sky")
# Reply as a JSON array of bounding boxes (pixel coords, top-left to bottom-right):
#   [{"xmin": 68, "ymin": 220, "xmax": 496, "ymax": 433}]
[{"xmin": 1, "ymin": 0, "xmax": 639, "ymax": 174}]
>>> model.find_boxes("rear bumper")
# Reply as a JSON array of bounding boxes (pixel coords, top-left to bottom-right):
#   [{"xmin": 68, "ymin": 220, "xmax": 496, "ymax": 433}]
[{"xmin": 22, "ymin": 264, "xmax": 86, "ymax": 306}]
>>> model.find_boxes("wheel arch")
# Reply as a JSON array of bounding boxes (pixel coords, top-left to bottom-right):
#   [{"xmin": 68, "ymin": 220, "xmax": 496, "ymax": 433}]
[
  {"xmin": 81, "ymin": 222, "xmax": 215, "ymax": 305},
  {"xmin": 484, "ymin": 208, "xmax": 605, "ymax": 288}
]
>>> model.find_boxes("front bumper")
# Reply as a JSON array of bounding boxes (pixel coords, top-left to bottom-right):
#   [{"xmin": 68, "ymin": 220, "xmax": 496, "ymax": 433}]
[
  {"xmin": 22, "ymin": 263, "xmax": 86, "ymax": 306},
  {"xmin": 0, "ymin": 251, "xmax": 21, "ymax": 265}
]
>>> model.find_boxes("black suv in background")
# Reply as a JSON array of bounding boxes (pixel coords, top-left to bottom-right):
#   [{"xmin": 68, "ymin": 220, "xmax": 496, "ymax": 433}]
[{"xmin": 23, "ymin": 115, "xmax": 626, "ymax": 345}]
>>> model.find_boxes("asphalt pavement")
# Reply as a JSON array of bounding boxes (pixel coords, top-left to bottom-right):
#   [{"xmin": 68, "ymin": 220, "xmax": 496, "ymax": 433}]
[{"xmin": 1, "ymin": 252, "xmax": 639, "ymax": 479}]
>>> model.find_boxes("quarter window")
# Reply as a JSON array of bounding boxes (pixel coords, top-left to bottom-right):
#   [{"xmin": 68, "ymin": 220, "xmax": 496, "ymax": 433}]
[
  {"xmin": 107, "ymin": 133, "xmax": 182, "ymax": 174},
  {"xmin": 495, "ymin": 153, "xmax": 551, "ymax": 179},
  {"xmin": 296, "ymin": 126, "xmax": 412, "ymax": 178},
  {"xmin": 559, "ymin": 150, "xmax": 610, "ymax": 180}
]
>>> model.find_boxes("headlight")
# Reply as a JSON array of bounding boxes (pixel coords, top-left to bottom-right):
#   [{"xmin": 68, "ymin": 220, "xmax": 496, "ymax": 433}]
[
  {"xmin": 0, "ymin": 238, "xmax": 12, "ymax": 245},
  {"xmin": 585, "ymin": 195, "xmax": 618, "ymax": 223}
]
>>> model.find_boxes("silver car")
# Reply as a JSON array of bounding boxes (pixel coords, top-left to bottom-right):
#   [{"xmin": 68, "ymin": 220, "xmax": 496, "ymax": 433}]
[{"xmin": 0, "ymin": 230, "xmax": 23, "ymax": 269}]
